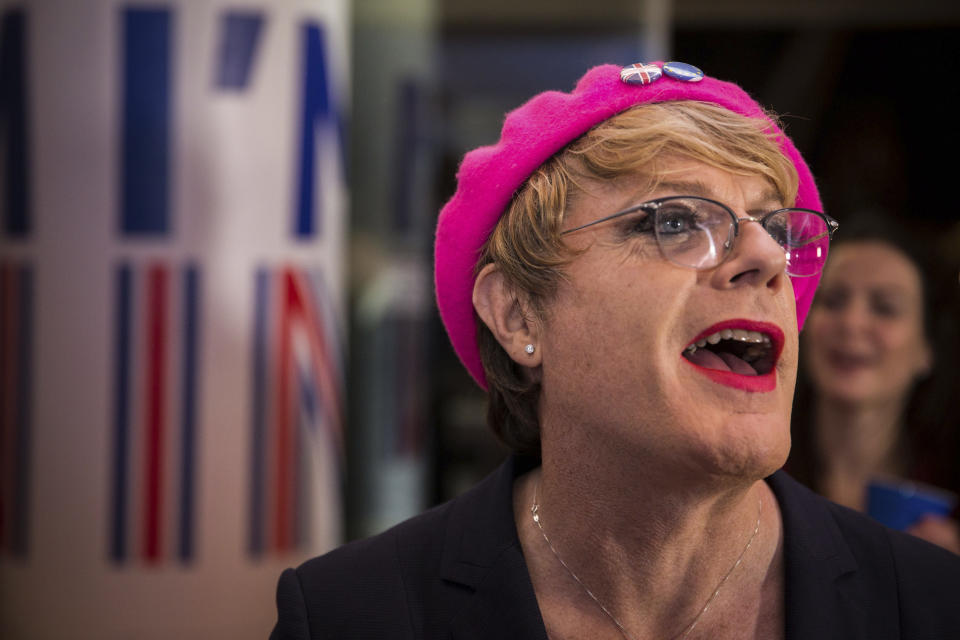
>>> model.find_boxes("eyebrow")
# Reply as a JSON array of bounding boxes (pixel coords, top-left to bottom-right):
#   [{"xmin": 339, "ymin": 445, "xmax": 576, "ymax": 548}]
[
  {"xmin": 638, "ymin": 179, "xmax": 785, "ymax": 213},
  {"xmin": 838, "ymin": 282, "xmax": 916, "ymax": 299}
]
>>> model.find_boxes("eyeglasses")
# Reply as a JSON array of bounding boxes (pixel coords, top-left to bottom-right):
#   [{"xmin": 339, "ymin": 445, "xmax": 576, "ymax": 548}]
[{"xmin": 561, "ymin": 195, "xmax": 839, "ymax": 277}]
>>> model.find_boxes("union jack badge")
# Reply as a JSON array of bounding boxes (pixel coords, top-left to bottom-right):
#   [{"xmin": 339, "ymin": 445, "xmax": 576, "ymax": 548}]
[{"xmin": 620, "ymin": 63, "xmax": 663, "ymax": 86}]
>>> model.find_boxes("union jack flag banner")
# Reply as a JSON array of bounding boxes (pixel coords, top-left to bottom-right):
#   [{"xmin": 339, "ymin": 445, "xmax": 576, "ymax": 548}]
[
  {"xmin": 0, "ymin": 1, "xmax": 348, "ymax": 637},
  {"xmin": 248, "ymin": 265, "xmax": 344, "ymax": 558}
]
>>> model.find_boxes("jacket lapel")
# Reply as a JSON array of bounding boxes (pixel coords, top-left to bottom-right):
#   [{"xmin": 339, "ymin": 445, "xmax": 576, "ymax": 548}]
[
  {"xmin": 440, "ymin": 463, "xmax": 896, "ymax": 640},
  {"xmin": 447, "ymin": 544, "xmax": 549, "ymax": 640},
  {"xmin": 770, "ymin": 471, "xmax": 898, "ymax": 640},
  {"xmin": 440, "ymin": 456, "xmax": 549, "ymax": 640}
]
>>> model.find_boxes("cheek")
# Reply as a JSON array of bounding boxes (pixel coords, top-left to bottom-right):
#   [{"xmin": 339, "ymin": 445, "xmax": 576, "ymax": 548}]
[
  {"xmin": 782, "ymin": 334, "xmax": 800, "ymax": 384},
  {"xmin": 879, "ymin": 326, "xmax": 928, "ymax": 373},
  {"xmin": 801, "ymin": 309, "xmax": 844, "ymax": 362},
  {"xmin": 541, "ymin": 283, "xmax": 684, "ymax": 409},
  {"xmin": 801, "ymin": 308, "xmax": 833, "ymax": 346},
  {"xmin": 541, "ymin": 295, "xmax": 627, "ymax": 390}
]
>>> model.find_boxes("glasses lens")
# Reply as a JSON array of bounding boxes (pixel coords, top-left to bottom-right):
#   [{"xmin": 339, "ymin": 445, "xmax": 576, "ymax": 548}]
[
  {"xmin": 655, "ymin": 198, "xmax": 734, "ymax": 270},
  {"xmin": 765, "ymin": 210, "xmax": 830, "ymax": 276}
]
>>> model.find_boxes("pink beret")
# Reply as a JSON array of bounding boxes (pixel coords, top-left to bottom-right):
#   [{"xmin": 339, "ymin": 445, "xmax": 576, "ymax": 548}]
[{"xmin": 435, "ymin": 63, "xmax": 823, "ymax": 389}]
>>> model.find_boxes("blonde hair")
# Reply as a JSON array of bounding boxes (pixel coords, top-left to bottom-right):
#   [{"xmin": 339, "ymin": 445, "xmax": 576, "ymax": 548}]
[{"xmin": 476, "ymin": 100, "xmax": 799, "ymax": 456}]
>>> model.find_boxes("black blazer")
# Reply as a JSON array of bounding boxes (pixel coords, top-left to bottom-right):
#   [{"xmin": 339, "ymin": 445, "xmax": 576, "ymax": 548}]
[{"xmin": 270, "ymin": 457, "xmax": 960, "ymax": 639}]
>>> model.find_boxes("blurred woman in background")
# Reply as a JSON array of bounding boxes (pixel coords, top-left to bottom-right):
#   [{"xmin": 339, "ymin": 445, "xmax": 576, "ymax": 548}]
[{"xmin": 790, "ymin": 220, "xmax": 960, "ymax": 553}]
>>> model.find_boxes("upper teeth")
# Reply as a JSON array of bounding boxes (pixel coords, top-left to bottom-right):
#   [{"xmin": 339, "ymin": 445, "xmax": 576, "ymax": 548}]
[{"xmin": 685, "ymin": 329, "xmax": 770, "ymax": 353}]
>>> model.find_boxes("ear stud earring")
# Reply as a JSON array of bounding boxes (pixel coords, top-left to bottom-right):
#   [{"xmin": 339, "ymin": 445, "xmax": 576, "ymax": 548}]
[{"xmin": 525, "ymin": 344, "xmax": 536, "ymax": 355}]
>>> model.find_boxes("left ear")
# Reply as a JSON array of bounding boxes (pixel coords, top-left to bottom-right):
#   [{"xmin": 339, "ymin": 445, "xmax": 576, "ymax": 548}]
[{"xmin": 472, "ymin": 263, "xmax": 543, "ymax": 368}]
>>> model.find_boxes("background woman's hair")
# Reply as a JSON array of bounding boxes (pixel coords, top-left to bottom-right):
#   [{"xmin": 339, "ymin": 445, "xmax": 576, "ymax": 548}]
[
  {"xmin": 789, "ymin": 212, "xmax": 960, "ymax": 495},
  {"xmin": 474, "ymin": 100, "xmax": 799, "ymax": 456}
]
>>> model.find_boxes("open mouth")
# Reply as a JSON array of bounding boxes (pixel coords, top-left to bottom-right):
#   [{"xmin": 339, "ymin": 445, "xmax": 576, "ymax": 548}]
[
  {"xmin": 824, "ymin": 349, "xmax": 874, "ymax": 373},
  {"xmin": 681, "ymin": 321, "xmax": 784, "ymax": 391},
  {"xmin": 683, "ymin": 329, "xmax": 774, "ymax": 376}
]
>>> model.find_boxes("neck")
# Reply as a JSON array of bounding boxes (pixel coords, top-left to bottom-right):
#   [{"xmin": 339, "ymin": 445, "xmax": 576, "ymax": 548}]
[
  {"xmin": 814, "ymin": 394, "xmax": 907, "ymax": 510},
  {"xmin": 518, "ymin": 431, "xmax": 782, "ymax": 639}
]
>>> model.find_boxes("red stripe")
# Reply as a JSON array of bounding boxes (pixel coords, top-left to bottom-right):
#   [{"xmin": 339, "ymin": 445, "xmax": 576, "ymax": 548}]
[
  {"xmin": 272, "ymin": 268, "xmax": 346, "ymax": 552},
  {"xmin": 0, "ymin": 264, "xmax": 16, "ymax": 551},
  {"xmin": 142, "ymin": 265, "xmax": 168, "ymax": 562},
  {"xmin": 273, "ymin": 270, "xmax": 295, "ymax": 551}
]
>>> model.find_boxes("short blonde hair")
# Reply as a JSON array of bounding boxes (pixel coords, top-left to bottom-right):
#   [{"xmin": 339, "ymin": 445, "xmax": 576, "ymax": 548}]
[{"xmin": 476, "ymin": 100, "xmax": 798, "ymax": 456}]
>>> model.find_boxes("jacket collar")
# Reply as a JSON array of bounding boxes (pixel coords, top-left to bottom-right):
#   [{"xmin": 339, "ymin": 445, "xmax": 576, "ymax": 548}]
[
  {"xmin": 768, "ymin": 471, "xmax": 886, "ymax": 640},
  {"xmin": 440, "ymin": 455, "xmax": 548, "ymax": 639},
  {"xmin": 438, "ymin": 459, "xmax": 877, "ymax": 640}
]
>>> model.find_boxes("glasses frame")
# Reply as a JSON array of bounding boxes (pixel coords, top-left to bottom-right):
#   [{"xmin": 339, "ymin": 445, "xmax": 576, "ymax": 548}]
[{"xmin": 560, "ymin": 195, "xmax": 839, "ymax": 276}]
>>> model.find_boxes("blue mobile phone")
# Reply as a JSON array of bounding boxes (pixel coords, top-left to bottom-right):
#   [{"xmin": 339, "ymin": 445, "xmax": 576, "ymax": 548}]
[{"xmin": 867, "ymin": 478, "xmax": 958, "ymax": 531}]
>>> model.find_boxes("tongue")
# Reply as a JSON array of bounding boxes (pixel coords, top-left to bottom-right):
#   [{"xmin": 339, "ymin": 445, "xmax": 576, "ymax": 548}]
[
  {"xmin": 718, "ymin": 351, "xmax": 759, "ymax": 376},
  {"xmin": 685, "ymin": 349, "xmax": 758, "ymax": 376},
  {"xmin": 686, "ymin": 348, "xmax": 730, "ymax": 371}
]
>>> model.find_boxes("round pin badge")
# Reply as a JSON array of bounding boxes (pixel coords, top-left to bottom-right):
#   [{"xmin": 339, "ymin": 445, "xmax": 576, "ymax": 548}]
[
  {"xmin": 620, "ymin": 62, "xmax": 663, "ymax": 86},
  {"xmin": 662, "ymin": 61, "xmax": 704, "ymax": 82}
]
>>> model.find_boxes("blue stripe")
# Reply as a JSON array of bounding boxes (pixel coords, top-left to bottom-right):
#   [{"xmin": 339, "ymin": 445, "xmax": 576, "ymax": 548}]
[
  {"xmin": 110, "ymin": 264, "xmax": 132, "ymax": 562},
  {"xmin": 299, "ymin": 368, "xmax": 318, "ymax": 430},
  {"xmin": 294, "ymin": 23, "xmax": 330, "ymax": 238},
  {"xmin": 121, "ymin": 8, "xmax": 172, "ymax": 235},
  {"xmin": 215, "ymin": 12, "xmax": 264, "ymax": 90},
  {"xmin": 178, "ymin": 265, "xmax": 199, "ymax": 562},
  {"xmin": 296, "ymin": 368, "xmax": 320, "ymax": 549},
  {"xmin": 11, "ymin": 265, "xmax": 32, "ymax": 556},
  {"xmin": 249, "ymin": 269, "xmax": 269, "ymax": 555},
  {"xmin": 0, "ymin": 9, "xmax": 30, "ymax": 237},
  {"xmin": 307, "ymin": 269, "xmax": 345, "ymax": 378}
]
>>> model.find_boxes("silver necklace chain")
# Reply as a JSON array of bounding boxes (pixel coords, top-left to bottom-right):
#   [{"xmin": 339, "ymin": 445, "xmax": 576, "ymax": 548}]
[{"xmin": 530, "ymin": 484, "xmax": 762, "ymax": 640}]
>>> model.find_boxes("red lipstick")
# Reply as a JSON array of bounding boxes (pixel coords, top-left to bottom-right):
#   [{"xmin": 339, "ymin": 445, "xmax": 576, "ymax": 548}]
[{"xmin": 682, "ymin": 320, "xmax": 785, "ymax": 392}]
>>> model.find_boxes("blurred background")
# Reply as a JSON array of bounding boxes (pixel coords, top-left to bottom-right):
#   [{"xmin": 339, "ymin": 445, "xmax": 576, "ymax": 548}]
[{"xmin": 1, "ymin": 0, "xmax": 958, "ymax": 637}]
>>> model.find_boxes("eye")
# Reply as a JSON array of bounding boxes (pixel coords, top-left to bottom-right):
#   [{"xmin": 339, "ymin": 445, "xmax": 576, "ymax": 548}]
[
  {"xmin": 870, "ymin": 294, "xmax": 904, "ymax": 319},
  {"xmin": 614, "ymin": 206, "xmax": 657, "ymax": 237},
  {"xmin": 817, "ymin": 287, "xmax": 848, "ymax": 311},
  {"xmin": 872, "ymin": 302, "xmax": 899, "ymax": 318},
  {"xmin": 655, "ymin": 203, "xmax": 701, "ymax": 236},
  {"xmin": 625, "ymin": 211, "xmax": 655, "ymax": 234},
  {"xmin": 764, "ymin": 218, "xmax": 789, "ymax": 245},
  {"xmin": 765, "ymin": 211, "xmax": 830, "ymax": 249}
]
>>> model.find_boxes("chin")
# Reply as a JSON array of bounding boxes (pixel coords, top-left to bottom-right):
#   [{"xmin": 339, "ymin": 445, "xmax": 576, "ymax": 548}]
[
  {"xmin": 703, "ymin": 416, "xmax": 792, "ymax": 481},
  {"xmin": 811, "ymin": 367, "xmax": 881, "ymax": 402},
  {"xmin": 753, "ymin": 439, "xmax": 791, "ymax": 478},
  {"xmin": 819, "ymin": 381, "xmax": 883, "ymax": 407},
  {"xmin": 716, "ymin": 449, "xmax": 788, "ymax": 482}
]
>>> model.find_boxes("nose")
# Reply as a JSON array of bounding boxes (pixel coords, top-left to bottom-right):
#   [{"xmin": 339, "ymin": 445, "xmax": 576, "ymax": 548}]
[
  {"xmin": 710, "ymin": 217, "xmax": 787, "ymax": 292},
  {"xmin": 832, "ymin": 295, "xmax": 871, "ymax": 338}
]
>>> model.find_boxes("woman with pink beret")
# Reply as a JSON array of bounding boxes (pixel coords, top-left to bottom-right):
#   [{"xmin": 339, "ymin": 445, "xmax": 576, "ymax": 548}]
[{"xmin": 271, "ymin": 63, "xmax": 960, "ymax": 639}]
